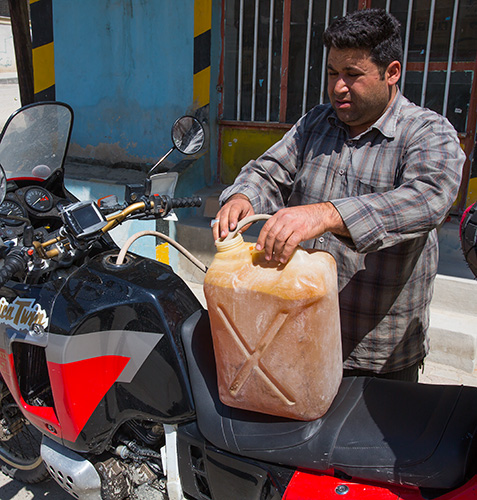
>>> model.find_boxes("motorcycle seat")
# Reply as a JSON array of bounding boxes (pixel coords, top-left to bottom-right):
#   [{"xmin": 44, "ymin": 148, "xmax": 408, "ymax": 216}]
[{"xmin": 181, "ymin": 309, "xmax": 477, "ymax": 490}]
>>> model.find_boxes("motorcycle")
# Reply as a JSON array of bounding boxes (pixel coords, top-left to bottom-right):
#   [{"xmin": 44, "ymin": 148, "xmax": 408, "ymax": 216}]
[
  {"xmin": 460, "ymin": 201, "xmax": 477, "ymax": 279},
  {"xmin": 0, "ymin": 102, "xmax": 476, "ymax": 500}
]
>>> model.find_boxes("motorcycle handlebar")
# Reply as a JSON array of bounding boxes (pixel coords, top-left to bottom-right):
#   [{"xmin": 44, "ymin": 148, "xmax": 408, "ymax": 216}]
[
  {"xmin": 0, "ymin": 193, "xmax": 203, "ymax": 279},
  {"xmin": 39, "ymin": 195, "xmax": 203, "ymax": 259},
  {"xmin": 102, "ymin": 195, "xmax": 202, "ymax": 232}
]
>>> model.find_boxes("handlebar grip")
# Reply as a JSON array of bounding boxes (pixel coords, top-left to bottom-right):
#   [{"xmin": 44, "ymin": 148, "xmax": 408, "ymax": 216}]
[
  {"xmin": 0, "ymin": 250, "xmax": 28, "ymax": 288},
  {"xmin": 170, "ymin": 196, "xmax": 202, "ymax": 209}
]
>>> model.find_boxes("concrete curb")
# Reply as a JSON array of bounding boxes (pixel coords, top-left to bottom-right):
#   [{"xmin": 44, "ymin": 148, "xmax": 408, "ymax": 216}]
[
  {"xmin": 428, "ymin": 275, "xmax": 477, "ymax": 373},
  {"xmin": 0, "ymin": 72, "xmax": 18, "ymax": 85}
]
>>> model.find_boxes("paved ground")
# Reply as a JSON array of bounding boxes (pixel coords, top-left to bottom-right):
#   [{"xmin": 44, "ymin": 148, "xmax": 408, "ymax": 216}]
[
  {"xmin": 0, "ymin": 475, "xmax": 67, "ymax": 500},
  {"xmin": 420, "ymin": 360, "xmax": 477, "ymax": 386}
]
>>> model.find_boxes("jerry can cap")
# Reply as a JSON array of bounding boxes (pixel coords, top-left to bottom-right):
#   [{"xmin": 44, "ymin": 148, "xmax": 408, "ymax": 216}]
[{"xmin": 215, "ymin": 233, "xmax": 245, "ymax": 252}]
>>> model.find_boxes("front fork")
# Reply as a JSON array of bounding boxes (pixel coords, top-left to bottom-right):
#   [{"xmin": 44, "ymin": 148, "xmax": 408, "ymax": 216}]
[{"xmin": 161, "ymin": 424, "xmax": 185, "ymax": 500}]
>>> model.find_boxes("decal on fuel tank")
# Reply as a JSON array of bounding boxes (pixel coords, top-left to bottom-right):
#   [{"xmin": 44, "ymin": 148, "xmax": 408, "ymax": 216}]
[
  {"xmin": 0, "ymin": 297, "xmax": 49, "ymax": 331},
  {"xmin": 47, "ymin": 330, "xmax": 164, "ymax": 383}
]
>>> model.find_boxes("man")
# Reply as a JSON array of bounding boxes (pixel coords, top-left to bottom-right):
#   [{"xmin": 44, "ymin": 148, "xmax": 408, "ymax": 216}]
[{"xmin": 212, "ymin": 9, "xmax": 465, "ymax": 381}]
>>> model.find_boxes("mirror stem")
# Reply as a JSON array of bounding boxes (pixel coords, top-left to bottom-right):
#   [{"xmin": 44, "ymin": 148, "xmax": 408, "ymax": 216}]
[{"xmin": 148, "ymin": 147, "xmax": 175, "ymax": 178}]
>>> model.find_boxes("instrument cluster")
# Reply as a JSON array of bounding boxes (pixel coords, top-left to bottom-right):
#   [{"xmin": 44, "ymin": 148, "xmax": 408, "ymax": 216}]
[{"xmin": 0, "ymin": 185, "xmax": 60, "ymax": 240}]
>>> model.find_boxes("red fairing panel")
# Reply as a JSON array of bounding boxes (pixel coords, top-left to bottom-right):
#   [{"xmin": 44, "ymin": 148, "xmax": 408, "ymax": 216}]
[
  {"xmin": 0, "ymin": 323, "xmax": 162, "ymax": 443},
  {"xmin": 282, "ymin": 471, "xmax": 477, "ymax": 500},
  {"xmin": 0, "ymin": 348, "xmax": 129, "ymax": 442},
  {"xmin": 47, "ymin": 355, "xmax": 130, "ymax": 441}
]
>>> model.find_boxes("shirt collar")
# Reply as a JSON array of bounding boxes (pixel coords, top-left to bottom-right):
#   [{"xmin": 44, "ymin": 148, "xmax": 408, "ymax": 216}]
[
  {"xmin": 370, "ymin": 88, "xmax": 403, "ymax": 139},
  {"xmin": 328, "ymin": 88, "xmax": 404, "ymax": 140}
]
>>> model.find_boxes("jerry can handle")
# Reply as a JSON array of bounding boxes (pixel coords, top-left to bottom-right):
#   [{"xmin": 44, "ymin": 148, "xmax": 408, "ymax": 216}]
[{"xmin": 223, "ymin": 214, "xmax": 272, "ymax": 242}]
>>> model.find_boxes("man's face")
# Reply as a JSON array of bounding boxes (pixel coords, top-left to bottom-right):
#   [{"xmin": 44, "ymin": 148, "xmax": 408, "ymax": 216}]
[{"xmin": 327, "ymin": 47, "xmax": 399, "ymax": 137}]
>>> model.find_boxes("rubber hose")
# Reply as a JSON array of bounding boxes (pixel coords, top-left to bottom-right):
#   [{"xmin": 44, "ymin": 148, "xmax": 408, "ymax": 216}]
[{"xmin": 115, "ymin": 230, "xmax": 207, "ymax": 273}]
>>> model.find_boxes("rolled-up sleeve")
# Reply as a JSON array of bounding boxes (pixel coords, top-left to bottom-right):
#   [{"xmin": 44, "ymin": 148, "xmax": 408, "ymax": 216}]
[{"xmin": 331, "ymin": 115, "xmax": 465, "ymax": 254}]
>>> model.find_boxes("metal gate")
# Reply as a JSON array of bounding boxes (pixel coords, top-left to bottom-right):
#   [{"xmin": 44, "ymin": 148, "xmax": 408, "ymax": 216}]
[{"xmin": 219, "ymin": 0, "xmax": 477, "ymax": 209}]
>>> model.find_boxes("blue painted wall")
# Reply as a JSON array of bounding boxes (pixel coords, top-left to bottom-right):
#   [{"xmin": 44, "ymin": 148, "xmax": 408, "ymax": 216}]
[{"xmin": 53, "ymin": 1, "xmax": 196, "ymax": 165}]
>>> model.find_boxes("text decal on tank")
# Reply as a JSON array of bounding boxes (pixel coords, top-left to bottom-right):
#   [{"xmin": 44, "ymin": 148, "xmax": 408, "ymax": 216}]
[{"xmin": 0, "ymin": 297, "xmax": 49, "ymax": 331}]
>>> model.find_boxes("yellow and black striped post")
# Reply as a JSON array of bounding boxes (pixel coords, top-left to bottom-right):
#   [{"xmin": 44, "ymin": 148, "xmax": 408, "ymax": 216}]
[
  {"xmin": 193, "ymin": 0, "xmax": 211, "ymax": 111},
  {"xmin": 30, "ymin": 0, "xmax": 55, "ymax": 101}
]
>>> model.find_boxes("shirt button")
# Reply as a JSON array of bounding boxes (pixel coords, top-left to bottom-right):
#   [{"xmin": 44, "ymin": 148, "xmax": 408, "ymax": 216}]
[
  {"xmin": 318, "ymin": 237, "xmax": 325, "ymax": 243},
  {"xmin": 339, "ymin": 169, "xmax": 345, "ymax": 175}
]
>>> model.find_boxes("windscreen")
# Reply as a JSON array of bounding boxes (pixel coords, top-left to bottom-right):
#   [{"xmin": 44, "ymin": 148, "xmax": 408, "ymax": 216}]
[{"xmin": 0, "ymin": 103, "xmax": 73, "ymax": 181}]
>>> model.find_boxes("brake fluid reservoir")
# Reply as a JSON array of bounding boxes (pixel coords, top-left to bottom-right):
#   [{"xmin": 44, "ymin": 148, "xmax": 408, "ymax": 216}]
[{"xmin": 203, "ymin": 234, "xmax": 342, "ymax": 421}]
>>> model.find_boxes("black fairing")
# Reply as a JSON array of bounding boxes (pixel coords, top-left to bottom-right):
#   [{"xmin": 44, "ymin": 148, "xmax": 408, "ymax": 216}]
[
  {"xmin": 47, "ymin": 251, "xmax": 202, "ymax": 452},
  {"xmin": 177, "ymin": 421, "xmax": 289, "ymax": 500}
]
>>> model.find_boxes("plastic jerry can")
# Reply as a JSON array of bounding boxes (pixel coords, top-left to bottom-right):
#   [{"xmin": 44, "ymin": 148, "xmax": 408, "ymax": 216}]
[{"xmin": 203, "ymin": 233, "xmax": 342, "ymax": 421}]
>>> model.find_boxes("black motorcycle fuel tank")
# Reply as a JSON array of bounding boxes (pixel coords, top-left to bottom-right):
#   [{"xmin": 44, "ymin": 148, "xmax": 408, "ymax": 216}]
[{"xmin": 42, "ymin": 251, "xmax": 202, "ymax": 452}]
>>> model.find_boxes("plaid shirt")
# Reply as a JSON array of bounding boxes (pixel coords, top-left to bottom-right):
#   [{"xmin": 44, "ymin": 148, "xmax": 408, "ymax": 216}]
[{"xmin": 220, "ymin": 91, "xmax": 465, "ymax": 373}]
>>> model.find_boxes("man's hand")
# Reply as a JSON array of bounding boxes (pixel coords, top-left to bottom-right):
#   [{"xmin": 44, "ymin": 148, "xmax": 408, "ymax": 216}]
[
  {"xmin": 255, "ymin": 203, "xmax": 349, "ymax": 263},
  {"xmin": 212, "ymin": 194, "xmax": 255, "ymax": 240}
]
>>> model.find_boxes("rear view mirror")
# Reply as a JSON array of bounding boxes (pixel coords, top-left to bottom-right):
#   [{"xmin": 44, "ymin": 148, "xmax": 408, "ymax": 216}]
[
  {"xmin": 147, "ymin": 116, "xmax": 206, "ymax": 179},
  {"xmin": 171, "ymin": 116, "xmax": 205, "ymax": 155}
]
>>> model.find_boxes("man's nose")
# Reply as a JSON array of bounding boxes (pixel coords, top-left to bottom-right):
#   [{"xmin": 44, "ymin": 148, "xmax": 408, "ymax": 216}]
[{"xmin": 333, "ymin": 77, "xmax": 349, "ymax": 95}]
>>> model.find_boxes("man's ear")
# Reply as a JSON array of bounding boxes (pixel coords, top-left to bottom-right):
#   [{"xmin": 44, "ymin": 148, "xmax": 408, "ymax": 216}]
[{"xmin": 386, "ymin": 60, "xmax": 401, "ymax": 85}]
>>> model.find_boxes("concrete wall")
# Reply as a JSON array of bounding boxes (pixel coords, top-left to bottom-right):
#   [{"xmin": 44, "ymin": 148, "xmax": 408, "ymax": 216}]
[{"xmin": 53, "ymin": 1, "xmax": 197, "ymax": 167}]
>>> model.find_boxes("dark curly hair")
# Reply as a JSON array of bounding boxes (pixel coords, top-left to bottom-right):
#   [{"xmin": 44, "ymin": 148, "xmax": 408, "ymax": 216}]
[{"xmin": 323, "ymin": 9, "xmax": 403, "ymax": 78}]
